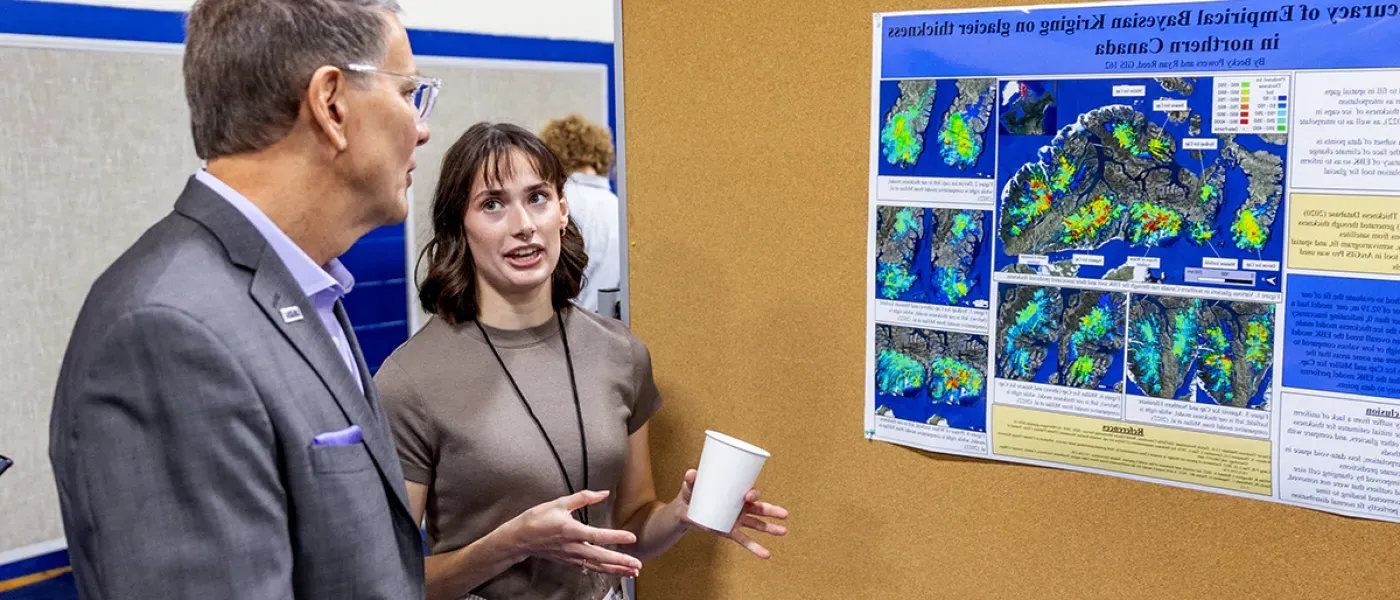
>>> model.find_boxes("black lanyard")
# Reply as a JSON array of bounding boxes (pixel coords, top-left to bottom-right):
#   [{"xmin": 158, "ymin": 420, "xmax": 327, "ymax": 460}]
[{"xmin": 476, "ymin": 311, "xmax": 591, "ymax": 525}]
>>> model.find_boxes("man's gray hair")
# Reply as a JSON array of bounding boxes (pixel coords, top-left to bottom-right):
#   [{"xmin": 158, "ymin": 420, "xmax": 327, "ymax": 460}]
[{"xmin": 183, "ymin": 0, "xmax": 402, "ymax": 160}]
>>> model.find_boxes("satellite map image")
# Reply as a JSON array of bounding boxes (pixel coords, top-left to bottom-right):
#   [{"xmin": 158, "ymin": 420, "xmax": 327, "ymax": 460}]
[
  {"xmin": 874, "ymin": 323, "xmax": 989, "ymax": 431},
  {"xmin": 993, "ymin": 77, "xmax": 1287, "ymax": 293},
  {"xmin": 1000, "ymin": 80, "xmax": 1058, "ymax": 135},
  {"xmin": 879, "ymin": 78, "xmax": 998, "ymax": 179},
  {"xmin": 1127, "ymin": 295, "xmax": 1274, "ymax": 409},
  {"xmin": 996, "ymin": 284, "xmax": 1127, "ymax": 392},
  {"xmin": 875, "ymin": 206, "xmax": 992, "ymax": 307}
]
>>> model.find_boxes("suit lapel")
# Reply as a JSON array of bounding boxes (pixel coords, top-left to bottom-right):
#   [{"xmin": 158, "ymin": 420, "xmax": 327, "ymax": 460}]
[
  {"xmin": 177, "ymin": 175, "xmax": 413, "ymax": 520},
  {"xmin": 335, "ymin": 302, "xmax": 413, "ymax": 514},
  {"xmin": 248, "ymin": 254, "xmax": 412, "ymax": 519},
  {"xmin": 337, "ymin": 302, "xmax": 380, "ymax": 414}
]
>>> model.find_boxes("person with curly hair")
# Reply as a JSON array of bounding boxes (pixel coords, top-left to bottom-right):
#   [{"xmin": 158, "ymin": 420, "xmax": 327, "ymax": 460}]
[{"xmin": 539, "ymin": 114, "xmax": 621, "ymax": 317}]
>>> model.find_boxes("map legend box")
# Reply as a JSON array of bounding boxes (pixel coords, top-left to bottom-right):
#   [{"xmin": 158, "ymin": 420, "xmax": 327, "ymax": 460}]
[{"xmin": 1213, "ymin": 75, "xmax": 1290, "ymax": 134}]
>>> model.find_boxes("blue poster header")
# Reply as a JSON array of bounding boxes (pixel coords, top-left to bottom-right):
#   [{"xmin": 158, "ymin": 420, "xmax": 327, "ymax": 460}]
[{"xmin": 880, "ymin": 0, "xmax": 1400, "ymax": 78}]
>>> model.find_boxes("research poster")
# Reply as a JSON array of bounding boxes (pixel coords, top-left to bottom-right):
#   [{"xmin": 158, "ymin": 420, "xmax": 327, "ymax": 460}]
[{"xmin": 864, "ymin": 0, "xmax": 1400, "ymax": 523}]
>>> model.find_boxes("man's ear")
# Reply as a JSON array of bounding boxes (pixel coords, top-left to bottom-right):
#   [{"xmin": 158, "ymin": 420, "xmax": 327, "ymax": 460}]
[{"xmin": 306, "ymin": 66, "xmax": 351, "ymax": 152}]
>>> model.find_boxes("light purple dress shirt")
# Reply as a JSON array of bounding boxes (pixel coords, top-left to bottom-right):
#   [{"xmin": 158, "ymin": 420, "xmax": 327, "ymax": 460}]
[{"xmin": 195, "ymin": 170, "xmax": 364, "ymax": 393}]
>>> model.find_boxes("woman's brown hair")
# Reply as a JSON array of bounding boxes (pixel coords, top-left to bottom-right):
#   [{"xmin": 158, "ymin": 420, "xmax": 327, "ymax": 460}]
[{"xmin": 417, "ymin": 122, "xmax": 588, "ymax": 324}]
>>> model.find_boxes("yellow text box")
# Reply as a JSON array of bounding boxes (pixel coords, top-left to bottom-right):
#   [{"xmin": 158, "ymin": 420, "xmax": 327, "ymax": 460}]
[
  {"xmin": 1290, "ymin": 193, "xmax": 1400, "ymax": 276},
  {"xmin": 992, "ymin": 405, "xmax": 1271, "ymax": 495}
]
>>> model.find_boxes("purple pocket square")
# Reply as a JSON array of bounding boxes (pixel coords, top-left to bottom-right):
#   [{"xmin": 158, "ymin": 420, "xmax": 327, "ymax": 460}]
[{"xmin": 312, "ymin": 425, "xmax": 363, "ymax": 446}]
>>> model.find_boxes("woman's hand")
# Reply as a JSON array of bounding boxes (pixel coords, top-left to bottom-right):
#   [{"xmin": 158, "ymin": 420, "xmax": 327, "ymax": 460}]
[
  {"xmin": 501, "ymin": 490, "xmax": 642, "ymax": 578},
  {"xmin": 675, "ymin": 469, "xmax": 790, "ymax": 559}
]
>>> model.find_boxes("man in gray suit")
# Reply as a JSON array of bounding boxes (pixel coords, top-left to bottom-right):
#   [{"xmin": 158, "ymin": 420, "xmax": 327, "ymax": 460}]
[{"xmin": 48, "ymin": 0, "xmax": 436, "ymax": 597}]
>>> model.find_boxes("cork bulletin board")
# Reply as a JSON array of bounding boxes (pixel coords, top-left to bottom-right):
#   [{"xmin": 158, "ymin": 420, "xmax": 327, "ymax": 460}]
[{"xmin": 620, "ymin": 1, "xmax": 1400, "ymax": 598}]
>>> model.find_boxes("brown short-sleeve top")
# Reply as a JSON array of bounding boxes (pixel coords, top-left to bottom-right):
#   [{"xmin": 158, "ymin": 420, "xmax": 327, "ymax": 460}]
[{"xmin": 375, "ymin": 306, "xmax": 662, "ymax": 600}]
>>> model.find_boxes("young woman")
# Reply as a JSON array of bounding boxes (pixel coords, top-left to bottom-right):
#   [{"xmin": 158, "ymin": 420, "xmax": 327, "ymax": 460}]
[{"xmin": 375, "ymin": 122, "xmax": 789, "ymax": 600}]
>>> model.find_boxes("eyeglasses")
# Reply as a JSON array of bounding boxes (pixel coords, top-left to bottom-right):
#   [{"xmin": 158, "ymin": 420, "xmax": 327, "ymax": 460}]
[{"xmin": 346, "ymin": 63, "xmax": 441, "ymax": 123}]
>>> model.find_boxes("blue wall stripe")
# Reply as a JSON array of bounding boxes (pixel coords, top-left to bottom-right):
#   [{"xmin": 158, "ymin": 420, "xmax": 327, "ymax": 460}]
[
  {"xmin": 0, "ymin": 550, "xmax": 67, "ymax": 584},
  {"xmin": 0, "ymin": 0, "xmax": 186, "ymax": 43},
  {"xmin": 0, "ymin": 573, "xmax": 78, "ymax": 600},
  {"xmin": 408, "ymin": 29, "xmax": 612, "ymax": 65},
  {"xmin": 356, "ymin": 320, "xmax": 409, "ymax": 331}
]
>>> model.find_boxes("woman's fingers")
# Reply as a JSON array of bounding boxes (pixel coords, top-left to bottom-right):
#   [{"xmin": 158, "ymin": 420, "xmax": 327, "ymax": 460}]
[
  {"xmin": 578, "ymin": 557, "xmax": 639, "ymax": 578},
  {"xmin": 680, "ymin": 469, "xmax": 697, "ymax": 502},
  {"xmin": 575, "ymin": 523, "xmax": 637, "ymax": 546},
  {"xmin": 728, "ymin": 530, "xmax": 771, "ymax": 559},
  {"xmin": 743, "ymin": 500, "xmax": 790, "ymax": 520},
  {"xmin": 558, "ymin": 489, "xmax": 611, "ymax": 512},
  {"xmin": 738, "ymin": 514, "xmax": 788, "ymax": 537},
  {"xmin": 563, "ymin": 542, "xmax": 642, "ymax": 572}
]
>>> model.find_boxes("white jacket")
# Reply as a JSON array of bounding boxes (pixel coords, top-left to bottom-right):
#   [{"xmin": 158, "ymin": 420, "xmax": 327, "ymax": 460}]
[{"xmin": 564, "ymin": 172, "xmax": 621, "ymax": 315}]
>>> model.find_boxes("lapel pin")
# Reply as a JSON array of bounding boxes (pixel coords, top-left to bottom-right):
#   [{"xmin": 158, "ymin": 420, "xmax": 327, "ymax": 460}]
[{"xmin": 280, "ymin": 306, "xmax": 305, "ymax": 323}]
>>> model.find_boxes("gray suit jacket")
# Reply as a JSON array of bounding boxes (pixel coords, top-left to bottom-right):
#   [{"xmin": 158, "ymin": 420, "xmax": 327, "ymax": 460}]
[{"xmin": 49, "ymin": 177, "xmax": 425, "ymax": 599}]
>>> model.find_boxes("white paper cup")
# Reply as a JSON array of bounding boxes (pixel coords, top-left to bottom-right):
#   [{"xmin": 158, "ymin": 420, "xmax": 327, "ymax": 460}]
[{"xmin": 685, "ymin": 430, "xmax": 770, "ymax": 533}]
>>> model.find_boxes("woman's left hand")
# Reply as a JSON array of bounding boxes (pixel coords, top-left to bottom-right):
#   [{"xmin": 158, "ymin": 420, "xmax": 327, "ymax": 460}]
[{"xmin": 675, "ymin": 469, "xmax": 790, "ymax": 559}]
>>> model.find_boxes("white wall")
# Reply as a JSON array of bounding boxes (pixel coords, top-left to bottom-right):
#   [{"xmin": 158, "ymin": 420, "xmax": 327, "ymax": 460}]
[
  {"xmin": 24, "ymin": 0, "xmax": 616, "ymax": 42},
  {"xmin": 0, "ymin": 42, "xmax": 200, "ymax": 556}
]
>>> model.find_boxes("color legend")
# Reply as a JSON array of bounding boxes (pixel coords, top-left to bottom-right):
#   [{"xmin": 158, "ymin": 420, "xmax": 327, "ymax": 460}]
[{"xmin": 1212, "ymin": 75, "xmax": 1291, "ymax": 134}]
